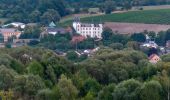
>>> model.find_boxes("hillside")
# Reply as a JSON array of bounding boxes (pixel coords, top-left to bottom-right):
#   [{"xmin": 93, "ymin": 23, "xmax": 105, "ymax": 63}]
[{"xmin": 60, "ymin": 9, "xmax": 170, "ymax": 26}]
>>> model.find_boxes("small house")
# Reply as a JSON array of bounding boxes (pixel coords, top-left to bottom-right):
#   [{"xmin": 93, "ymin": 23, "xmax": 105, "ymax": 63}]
[{"xmin": 149, "ymin": 54, "xmax": 161, "ymax": 64}]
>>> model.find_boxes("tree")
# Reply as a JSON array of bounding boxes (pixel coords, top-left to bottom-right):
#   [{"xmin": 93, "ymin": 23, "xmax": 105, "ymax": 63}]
[
  {"xmin": 148, "ymin": 31, "xmax": 156, "ymax": 40},
  {"xmin": 80, "ymin": 78, "xmax": 101, "ymax": 97},
  {"xmin": 140, "ymin": 80, "xmax": 163, "ymax": 100},
  {"xmin": 58, "ymin": 74, "xmax": 78, "ymax": 100},
  {"xmin": 20, "ymin": 26, "xmax": 41, "ymax": 39},
  {"xmin": 155, "ymin": 31, "xmax": 166, "ymax": 46},
  {"xmin": 41, "ymin": 9, "xmax": 60, "ymax": 25},
  {"xmin": 45, "ymin": 65, "xmax": 56, "ymax": 84},
  {"xmin": 113, "ymin": 79, "xmax": 142, "ymax": 100},
  {"xmin": 165, "ymin": 29, "xmax": 170, "ymax": 42},
  {"xmin": 98, "ymin": 84, "xmax": 115, "ymax": 100},
  {"xmin": 126, "ymin": 41, "xmax": 140, "ymax": 50},
  {"xmin": 36, "ymin": 89, "xmax": 55, "ymax": 100},
  {"xmin": 25, "ymin": 75, "xmax": 46, "ymax": 97},
  {"xmin": 109, "ymin": 43, "xmax": 124, "ymax": 50},
  {"xmin": 155, "ymin": 71, "xmax": 170, "ymax": 100},
  {"xmin": 10, "ymin": 59, "xmax": 25, "ymax": 74},
  {"xmin": 27, "ymin": 60, "xmax": 44, "ymax": 77},
  {"xmin": 104, "ymin": 0, "xmax": 116, "ymax": 14},
  {"xmin": 74, "ymin": 6, "xmax": 80, "ymax": 14},
  {"xmin": 130, "ymin": 33, "xmax": 146, "ymax": 42},
  {"xmin": 123, "ymin": 1, "xmax": 132, "ymax": 10},
  {"xmin": 84, "ymin": 92, "xmax": 95, "ymax": 100},
  {"xmin": 29, "ymin": 10, "xmax": 41, "ymax": 22},
  {"xmin": 102, "ymin": 28, "xmax": 113, "ymax": 41},
  {"xmin": 14, "ymin": 75, "xmax": 46, "ymax": 99},
  {"xmin": 0, "ymin": 66, "xmax": 17, "ymax": 90},
  {"xmin": 66, "ymin": 51, "xmax": 78, "ymax": 61}
]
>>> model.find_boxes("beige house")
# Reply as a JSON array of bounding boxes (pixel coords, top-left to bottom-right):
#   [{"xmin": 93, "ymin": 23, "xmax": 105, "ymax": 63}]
[
  {"xmin": 0, "ymin": 28, "xmax": 21, "ymax": 42},
  {"xmin": 149, "ymin": 54, "xmax": 161, "ymax": 64}
]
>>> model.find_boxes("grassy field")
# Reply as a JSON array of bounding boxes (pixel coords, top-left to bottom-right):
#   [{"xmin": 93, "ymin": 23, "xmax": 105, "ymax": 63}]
[{"xmin": 60, "ymin": 9, "xmax": 170, "ymax": 26}]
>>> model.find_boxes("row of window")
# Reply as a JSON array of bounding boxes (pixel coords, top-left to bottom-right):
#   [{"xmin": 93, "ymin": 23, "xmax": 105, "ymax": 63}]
[
  {"xmin": 3, "ymin": 32, "xmax": 18, "ymax": 36},
  {"xmin": 81, "ymin": 31, "xmax": 101, "ymax": 34},
  {"xmin": 77, "ymin": 27, "xmax": 101, "ymax": 30}
]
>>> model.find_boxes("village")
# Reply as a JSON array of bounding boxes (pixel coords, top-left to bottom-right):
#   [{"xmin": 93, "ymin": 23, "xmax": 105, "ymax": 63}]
[{"xmin": 0, "ymin": 16, "xmax": 170, "ymax": 64}]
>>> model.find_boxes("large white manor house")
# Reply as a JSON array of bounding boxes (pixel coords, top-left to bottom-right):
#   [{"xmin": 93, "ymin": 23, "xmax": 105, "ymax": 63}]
[{"xmin": 73, "ymin": 17, "xmax": 103, "ymax": 38}]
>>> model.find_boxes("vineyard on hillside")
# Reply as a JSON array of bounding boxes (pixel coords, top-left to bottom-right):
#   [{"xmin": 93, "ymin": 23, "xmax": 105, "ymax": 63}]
[{"xmin": 60, "ymin": 9, "xmax": 170, "ymax": 26}]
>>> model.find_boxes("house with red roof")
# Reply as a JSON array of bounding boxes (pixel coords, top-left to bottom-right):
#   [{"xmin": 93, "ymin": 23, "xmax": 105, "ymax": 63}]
[
  {"xmin": 71, "ymin": 35, "xmax": 86, "ymax": 44},
  {"xmin": 149, "ymin": 54, "xmax": 161, "ymax": 64}
]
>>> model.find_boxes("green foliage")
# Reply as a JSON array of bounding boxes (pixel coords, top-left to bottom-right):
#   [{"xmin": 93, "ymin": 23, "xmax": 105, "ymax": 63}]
[
  {"xmin": 102, "ymin": 27, "xmax": 113, "ymax": 40},
  {"xmin": 77, "ymin": 38, "xmax": 95, "ymax": 49},
  {"xmin": 0, "ymin": 0, "xmax": 70, "ymax": 23},
  {"xmin": 27, "ymin": 60, "xmax": 44, "ymax": 77},
  {"xmin": 40, "ymin": 34, "xmax": 72, "ymax": 50},
  {"xmin": 10, "ymin": 59, "xmax": 25, "ymax": 74},
  {"xmin": 126, "ymin": 41, "xmax": 140, "ymax": 50},
  {"xmin": 98, "ymin": 83, "xmax": 115, "ymax": 100},
  {"xmin": 130, "ymin": 33, "xmax": 146, "ymax": 42},
  {"xmin": 0, "ymin": 46, "xmax": 168, "ymax": 99},
  {"xmin": 36, "ymin": 89, "xmax": 55, "ymax": 100},
  {"xmin": 102, "ymin": 28, "xmax": 130, "ymax": 46},
  {"xmin": 140, "ymin": 80, "xmax": 163, "ymax": 100},
  {"xmin": 104, "ymin": 0, "xmax": 116, "ymax": 14},
  {"xmin": 0, "ymin": 66, "xmax": 17, "ymax": 90},
  {"xmin": 109, "ymin": 43, "xmax": 124, "ymax": 50},
  {"xmin": 66, "ymin": 51, "xmax": 78, "ymax": 61},
  {"xmin": 161, "ymin": 54, "xmax": 170, "ymax": 62},
  {"xmin": 24, "ymin": 75, "xmax": 46, "ymax": 96},
  {"xmin": 57, "ymin": 74, "xmax": 78, "ymax": 100},
  {"xmin": 80, "ymin": 78, "xmax": 101, "ymax": 97},
  {"xmin": 40, "ymin": 9, "xmax": 60, "ymax": 25},
  {"xmin": 20, "ymin": 26, "xmax": 41, "ymax": 39},
  {"xmin": 83, "ymin": 92, "xmax": 96, "ymax": 100},
  {"xmin": 113, "ymin": 79, "xmax": 142, "ymax": 100}
]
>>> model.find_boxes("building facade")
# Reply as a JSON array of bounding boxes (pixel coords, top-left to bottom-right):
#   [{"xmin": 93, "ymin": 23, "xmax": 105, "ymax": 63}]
[
  {"xmin": 0, "ymin": 28, "xmax": 21, "ymax": 42},
  {"xmin": 73, "ymin": 18, "xmax": 103, "ymax": 38}
]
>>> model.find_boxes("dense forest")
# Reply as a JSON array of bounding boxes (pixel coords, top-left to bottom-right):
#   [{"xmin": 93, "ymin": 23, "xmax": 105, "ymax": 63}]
[
  {"xmin": 1, "ymin": 0, "xmax": 170, "ymax": 24},
  {"xmin": 0, "ymin": 46, "xmax": 170, "ymax": 100}
]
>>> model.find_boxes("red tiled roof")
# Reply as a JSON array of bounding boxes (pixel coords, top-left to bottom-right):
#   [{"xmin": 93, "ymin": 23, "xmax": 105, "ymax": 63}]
[
  {"xmin": 71, "ymin": 35, "xmax": 86, "ymax": 44},
  {"xmin": 148, "ymin": 54, "xmax": 159, "ymax": 60}
]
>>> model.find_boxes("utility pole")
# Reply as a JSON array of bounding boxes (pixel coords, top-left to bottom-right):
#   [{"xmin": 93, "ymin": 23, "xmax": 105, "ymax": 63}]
[
  {"xmin": 76, "ymin": 39, "xmax": 78, "ymax": 51},
  {"xmin": 168, "ymin": 77, "xmax": 170, "ymax": 100}
]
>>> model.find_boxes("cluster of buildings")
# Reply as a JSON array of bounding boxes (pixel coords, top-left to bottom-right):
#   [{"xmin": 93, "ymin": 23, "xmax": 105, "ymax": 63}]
[
  {"xmin": 1, "ymin": 18, "xmax": 170, "ymax": 65},
  {"xmin": 0, "ymin": 22, "xmax": 38, "ymax": 47}
]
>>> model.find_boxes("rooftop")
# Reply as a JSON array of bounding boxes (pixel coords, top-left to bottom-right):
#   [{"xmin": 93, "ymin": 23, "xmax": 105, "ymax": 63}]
[
  {"xmin": 46, "ymin": 27, "xmax": 66, "ymax": 34},
  {"xmin": 49, "ymin": 21, "xmax": 56, "ymax": 27},
  {"xmin": 0, "ymin": 28, "xmax": 19, "ymax": 33}
]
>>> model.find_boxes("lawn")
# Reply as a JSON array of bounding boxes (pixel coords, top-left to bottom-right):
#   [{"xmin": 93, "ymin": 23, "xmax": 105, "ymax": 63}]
[{"xmin": 60, "ymin": 9, "xmax": 170, "ymax": 26}]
